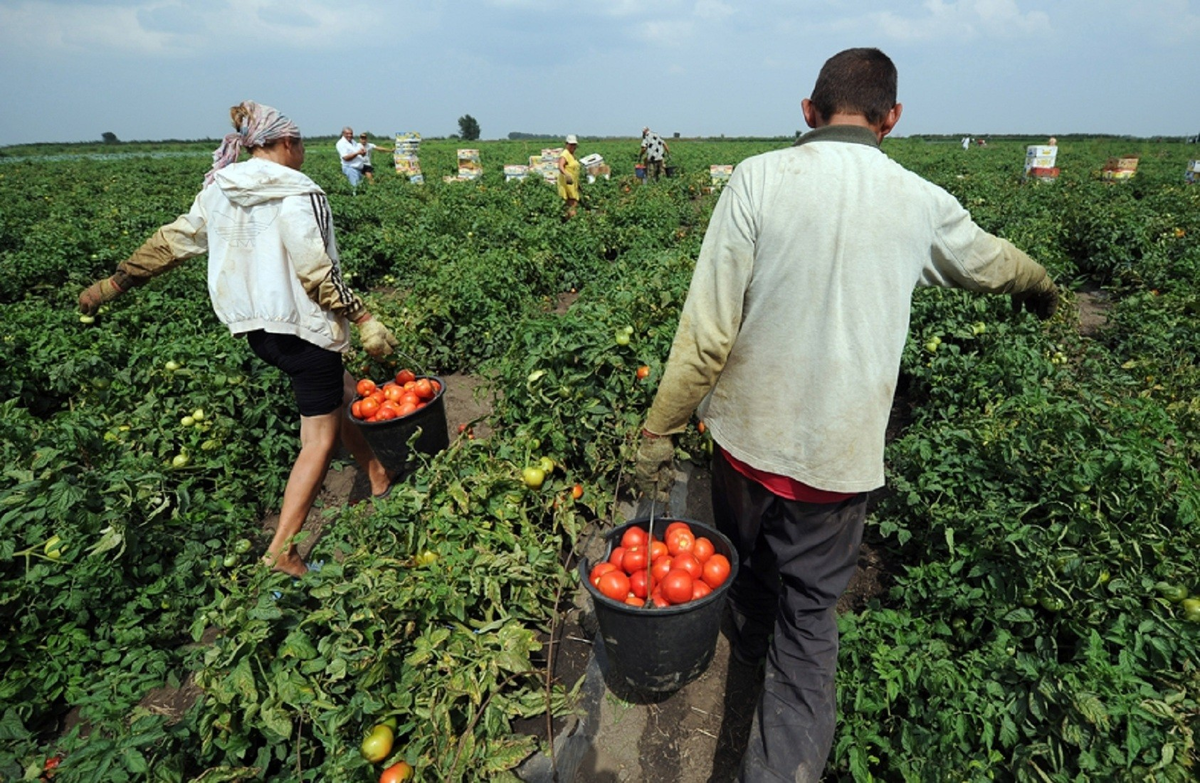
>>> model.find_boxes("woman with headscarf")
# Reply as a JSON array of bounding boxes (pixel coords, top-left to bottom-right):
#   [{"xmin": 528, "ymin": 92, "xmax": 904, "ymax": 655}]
[
  {"xmin": 79, "ymin": 101, "xmax": 401, "ymax": 577},
  {"xmin": 557, "ymin": 134, "xmax": 581, "ymax": 219}
]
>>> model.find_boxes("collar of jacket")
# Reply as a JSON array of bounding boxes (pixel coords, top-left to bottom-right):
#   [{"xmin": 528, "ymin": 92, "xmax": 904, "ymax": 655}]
[{"xmin": 793, "ymin": 124, "xmax": 881, "ymax": 149}]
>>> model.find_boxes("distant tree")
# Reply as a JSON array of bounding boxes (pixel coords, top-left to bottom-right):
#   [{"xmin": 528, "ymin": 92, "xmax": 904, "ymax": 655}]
[
  {"xmin": 458, "ymin": 115, "xmax": 481, "ymax": 141},
  {"xmin": 101, "ymin": 132, "xmax": 119, "ymax": 144}
]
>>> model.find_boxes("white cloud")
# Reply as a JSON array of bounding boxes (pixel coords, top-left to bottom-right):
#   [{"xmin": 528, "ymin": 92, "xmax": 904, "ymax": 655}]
[
  {"xmin": 867, "ymin": 0, "xmax": 1052, "ymax": 42},
  {"xmin": 0, "ymin": 0, "xmax": 394, "ymax": 57}
]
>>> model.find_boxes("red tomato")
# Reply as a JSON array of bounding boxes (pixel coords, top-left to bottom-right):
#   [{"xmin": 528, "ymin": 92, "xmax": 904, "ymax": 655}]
[
  {"xmin": 692, "ymin": 580, "xmax": 713, "ymax": 600},
  {"xmin": 399, "ymin": 392, "xmax": 420, "ymax": 408},
  {"xmin": 370, "ymin": 389, "xmax": 387, "ymax": 405},
  {"xmin": 351, "ymin": 400, "xmax": 364, "ymax": 419},
  {"xmin": 665, "ymin": 521, "xmax": 692, "ymax": 538},
  {"xmin": 359, "ymin": 397, "xmax": 381, "ymax": 419},
  {"xmin": 375, "ymin": 407, "xmax": 398, "ymax": 421},
  {"xmin": 702, "ymin": 554, "xmax": 732, "ymax": 589},
  {"xmin": 380, "ymin": 761, "xmax": 414, "ymax": 783},
  {"xmin": 692, "ymin": 537, "xmax": 715, "ymax": 563},
  {"xmin": 624, "ymin": 596, "xmax": 645, "ymax": 607},
  {"xmin": 672, "ymin": 552, "xmax": 702, "ymax": 579},
  {"xmin": 396, "ymin": 402, "xmax": 417, "ymax": 418},
  {"xmin": 431, "ymin": 379, "xmax": 442, "ymax": 394},
  {"xmin": 621, "ymin": 526, "xmax": 648, "ymax": 549},
  {"xmin": 629, "ymin": 569, "xmax": 648, "ymax": 598},
  {"xmin": 356, "ymin": 378, "xmax": 377, "ymax": 397},
  {"xmin": 571, "ymin": 484, "xmax": 584, "ymax": 500},
  {"xmin": 661, "ymin": 570, "xmax": 694, "ymax": 605},
  {"xmin": 636, "ymin": 365, "xmax": 650, "ymax": 380},
  {"xmin": 667, "ymin": 530, "xmax": 695, "ymax": 557},
  {"xmin": 621, "ymin": 546, "xmax": 648, "ymax": 574},
  {"xmin": 597, "ymin": 571, "xmax": 631, "ymax": 602},
  {"xmin": 649, "ymin": 540, "xmax": 669, "ymax": 561},
  {"xmin": 384, "ymin": 384, "xmax": 405, "ymax": 402},
  {"xmin": 413, "ymin": 378, "xmax": 435, "ymax": 400},
  {"xmin": 590, "ymin": 562, "xmax": 617, "ymax": 586},
  {"xmin": 608, "ymin": 547, "xmax": 626, "ymax": 570},
  {"xmin": 650, "ymin": 589, "xmax": 670, "ymax": 608},
  {"xmin": 651, "ymin": 555, "xmax": 673, "ymax": 583},
  {"xmin": 395, "ymin": 369, "xmax": 416, "ymax": 385}
]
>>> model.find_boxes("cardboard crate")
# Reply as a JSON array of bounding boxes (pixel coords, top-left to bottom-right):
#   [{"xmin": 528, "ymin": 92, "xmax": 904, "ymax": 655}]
[
  {"xmin": 504, "ymin": 164, "xmax": 529, "ymax": 182},
  {"xmin": 1024, "ymin": 155, "xmax": 1058, "ymax": 170},
  {"xmin": 1026, "ymin": 145, "xmax": 1058, "ymax": 159},
  {"xmin": 710, "ymin": 164, "xmax": 734, "ymax": 186},
  {"xmin": 1025, "ymin": 167, "xmax": 1060, "ymax": 181},
  {"xmin": 457, "ymin": 149, "xmax": 482, "ymax": 180}
]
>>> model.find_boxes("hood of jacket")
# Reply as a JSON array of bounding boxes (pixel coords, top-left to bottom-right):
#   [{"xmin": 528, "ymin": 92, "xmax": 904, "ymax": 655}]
[{"xmin": 211, "ymin": 157, "xmax": 324, "ymax": 208}]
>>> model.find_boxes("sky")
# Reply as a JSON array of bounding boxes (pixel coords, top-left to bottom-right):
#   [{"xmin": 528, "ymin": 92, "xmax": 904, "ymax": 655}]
[{"xmin": 1, "ymin": 0, "xmax": 1197, "ymax": 146}]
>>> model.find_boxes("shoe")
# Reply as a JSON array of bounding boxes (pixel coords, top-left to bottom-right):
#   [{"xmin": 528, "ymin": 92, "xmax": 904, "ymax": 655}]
[{"xmin": 372, "ymin": 475, "xmax": 402, "ymax": 500}]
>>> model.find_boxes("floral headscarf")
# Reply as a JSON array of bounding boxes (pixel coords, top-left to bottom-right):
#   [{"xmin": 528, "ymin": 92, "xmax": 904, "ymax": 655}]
[{"xmin": 204, "ymin": 101, "xmax": 301, "ymax": 185}]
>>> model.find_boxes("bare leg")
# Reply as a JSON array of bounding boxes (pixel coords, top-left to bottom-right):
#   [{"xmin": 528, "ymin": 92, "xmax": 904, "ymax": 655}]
[
  {"xmin": 264, "ymin": 409, "xmax": 341, "ymax": 576},
  {"xmin": 336, "ymin": 371, "xmax": 392, "ymax": 496}
]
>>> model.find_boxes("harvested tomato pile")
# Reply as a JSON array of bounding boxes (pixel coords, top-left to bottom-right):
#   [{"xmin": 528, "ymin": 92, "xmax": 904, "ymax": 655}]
[
  {"xmin": 589, "ymin": 521, "xmax": 731, "ymax": 607},
  {"xmin": 351, "ymin": 369, "xmax": 441, "ymax": 422}
]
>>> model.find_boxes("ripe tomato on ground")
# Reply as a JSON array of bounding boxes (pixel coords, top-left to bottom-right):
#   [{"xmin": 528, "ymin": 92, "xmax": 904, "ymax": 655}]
[
  {"xmin": 597, "ymin": 570, "xmax": 632, "ymax": 602},
  {"xmin": 661, "ymin": 570, "xmax": 694, "ymax": 605},
  {"xmin": 702, "ymin": 554, "xmax": 732, "ymax": 589}
]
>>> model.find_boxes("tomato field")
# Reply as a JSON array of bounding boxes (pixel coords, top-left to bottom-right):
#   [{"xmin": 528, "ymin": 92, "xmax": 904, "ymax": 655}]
[{"xmin": 1, "ymin": 135, "xmax": 1198, "ymax": 781}]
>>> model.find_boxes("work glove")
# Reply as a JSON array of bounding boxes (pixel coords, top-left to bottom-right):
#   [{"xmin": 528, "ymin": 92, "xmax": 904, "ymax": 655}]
[
  {"xmin": 633, "ymin": 432, "xmax": 674, "ymax": 505},
  {"xmin": 356, "ymin": 316, "xmax": 399, "ymax": 358},
  {"xmin": 1011, "ymin": 275, "xmax": 1059, "ymax": 320},
  {"xmin": 78, "ymin": 276, "xmax": 124, "ymax": 316}
]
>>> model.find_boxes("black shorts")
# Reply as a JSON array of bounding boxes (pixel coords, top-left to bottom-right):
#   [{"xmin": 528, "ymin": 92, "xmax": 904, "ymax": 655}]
[{"xmin": 246, "ymin": 331, "xmax": 345, "ymax": 416}]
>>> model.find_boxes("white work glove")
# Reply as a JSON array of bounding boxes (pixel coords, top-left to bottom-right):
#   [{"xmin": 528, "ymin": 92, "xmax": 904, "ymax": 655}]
[
  {"xmin": 633, "ymin": 432, "xmax": 674, "ymax": 505},
  {"xmin": 356, "ymin": 316, "xmax": 398, "ymax": 358}
]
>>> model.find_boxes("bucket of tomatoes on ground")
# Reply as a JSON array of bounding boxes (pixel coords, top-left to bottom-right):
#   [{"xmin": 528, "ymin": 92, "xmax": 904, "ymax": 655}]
[
  {"xmin": 580, "ymin": 517, "xmax": 738, "ymax": 693},
  {"xmin": 347, "ymin": 368, "xmax": 451, "ymax": 477}
]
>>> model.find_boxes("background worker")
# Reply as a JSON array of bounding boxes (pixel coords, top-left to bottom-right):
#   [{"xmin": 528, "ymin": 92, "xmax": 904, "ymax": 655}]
[
  {"xmin": 633, "ymin": 48, "xmax": 1059, "ymax": 782},
  {"xmin": 557, "ymin": 134, "xmax": 581, "ymax": 219},
  {"xmin": 79, "ymin": 101, "xmax": 401, "ymax": 578},
  {"xmin": 639, "ymin": 126, "xmax": 669, "ymax": 179},
  {"xmin": 336, "ymin": 126, "xmax": 367, "ymax": 186},
  {"xmin": 358, "ymin": 132, "xmax": 393, "ymax": 183}
]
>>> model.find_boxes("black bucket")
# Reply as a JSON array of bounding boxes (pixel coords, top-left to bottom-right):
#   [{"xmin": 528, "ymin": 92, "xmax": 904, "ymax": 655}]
[
  {"xmin": 665, "ymin": 165, "xmax": 677, "ymax": 178},
  {"xmin": 580, "ymin": 517, "xmax": 738, "ymax": 693},
  {"xmin": 348, "ymin": 376, "xmax": 450, "ymax": 477}
]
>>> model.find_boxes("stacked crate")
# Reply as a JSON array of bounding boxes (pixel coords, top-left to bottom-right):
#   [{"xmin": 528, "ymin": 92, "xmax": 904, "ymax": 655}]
[
  {"xmin": 394, "ymin": 133, "xmax": 422, "ymax": 183},
  {"xmin": 1101, "ymin": 157, "xmax": 1139, "ymax": 181},
  {"xmin": 1185, "ymin": 160, "xmax": 1199, "ymax": 185},
  {"xmin": 1024, "ymin": 145, "xmax": 1059, "ymax": 181}
]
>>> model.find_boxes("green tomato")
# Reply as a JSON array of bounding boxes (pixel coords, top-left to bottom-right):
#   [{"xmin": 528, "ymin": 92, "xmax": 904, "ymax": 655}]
[
  {"xmin": 1039, "ymin": 596, "xmax": 1065, "ymax": 612},
  {"xmin": 222, "ymin": 553, "xmax": 239, "ymax": 568},
  {"xmin": 924, "ymin": 340, "xmax": 939, "ymax": 353},
  {"xmin": 165, "ymin": 360, "xmax": 181, "ymax": 372},
  {"xmin": 192, "ymin": 408, "xmax": 206, "ymax": 421},
  {"xmin": 1156, "ymin": 581, "xmax": 1188, "ymax": 603},
  {"xmin": 615, "ymin": 332, "xmax": 631, "ymax": 346},
  {"xmin": 200, "ymin": 439, "xmax": 221, "ymax": 452},
  {"xmin": 79, "ymin": 314, "xmax": 95, "ymax": 325},
  {"xmin": 415, "ymin": 550, "xmax": 439, "ymax": 566},
  {"xmin": 171, "ymin": 453, "xmax": 191, "ymax": 469},
  {"xmin": 44, "ymin": 535, "xmax": 65, "ymax": 560},
  {"xmin": 1182, "ymin": 598, "xmax": 1200, "ymax": 623},
  {"xmin": 1019, "ymin": 594, "xmax": 1039, "ymax": 607},
  {"xmin": 621, "ymin": 325, "xmax": 634, "ymax": 336},
  {"xmin": 234, "ymin": 538, "xmax": 253, "ymax": 554},
  {"xmin": 360, "ymin": 723, "xmax": 394, "ymax": 763},
  {"xmin": 538, "ymin": 456, "xmax": 556, "ymax": 474},
  {"xmin": 971, "ymin": 321, "xmax": 987, "ymax": 335},
  {"xmin": 181, "ymin": 415, "xmax": 196, "ymax": 427},
  {"xmin": 522, "ymin": 467, "xmax": 546, "ymax": 490}
]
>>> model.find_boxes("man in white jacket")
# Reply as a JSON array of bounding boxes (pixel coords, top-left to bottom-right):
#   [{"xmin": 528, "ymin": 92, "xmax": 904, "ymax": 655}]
[
  {"xmin": 634, "ymin": 49, "xmax": 1058, "ymax": 782},
  {"xmin": 79, "ymin": 101, "xmax": 401, "ymax": 577}
]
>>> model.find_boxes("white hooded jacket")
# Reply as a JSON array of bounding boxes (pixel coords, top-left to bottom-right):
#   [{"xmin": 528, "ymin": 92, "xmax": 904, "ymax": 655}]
[{"xmin": 116, "ymin": 157, "xmax": 365, "ymax": 352}]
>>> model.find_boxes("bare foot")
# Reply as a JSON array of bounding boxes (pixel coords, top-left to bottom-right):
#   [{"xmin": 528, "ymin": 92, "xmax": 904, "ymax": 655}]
[{"xmin": 262, "ymin": 549, "xmax": 307, "ymax": 577}]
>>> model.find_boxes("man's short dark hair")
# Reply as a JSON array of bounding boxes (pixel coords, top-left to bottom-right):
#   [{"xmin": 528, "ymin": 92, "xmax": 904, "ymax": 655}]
[{"xmin": 810, "ymin": 48, "xmax": 897, "ymax": 126}]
